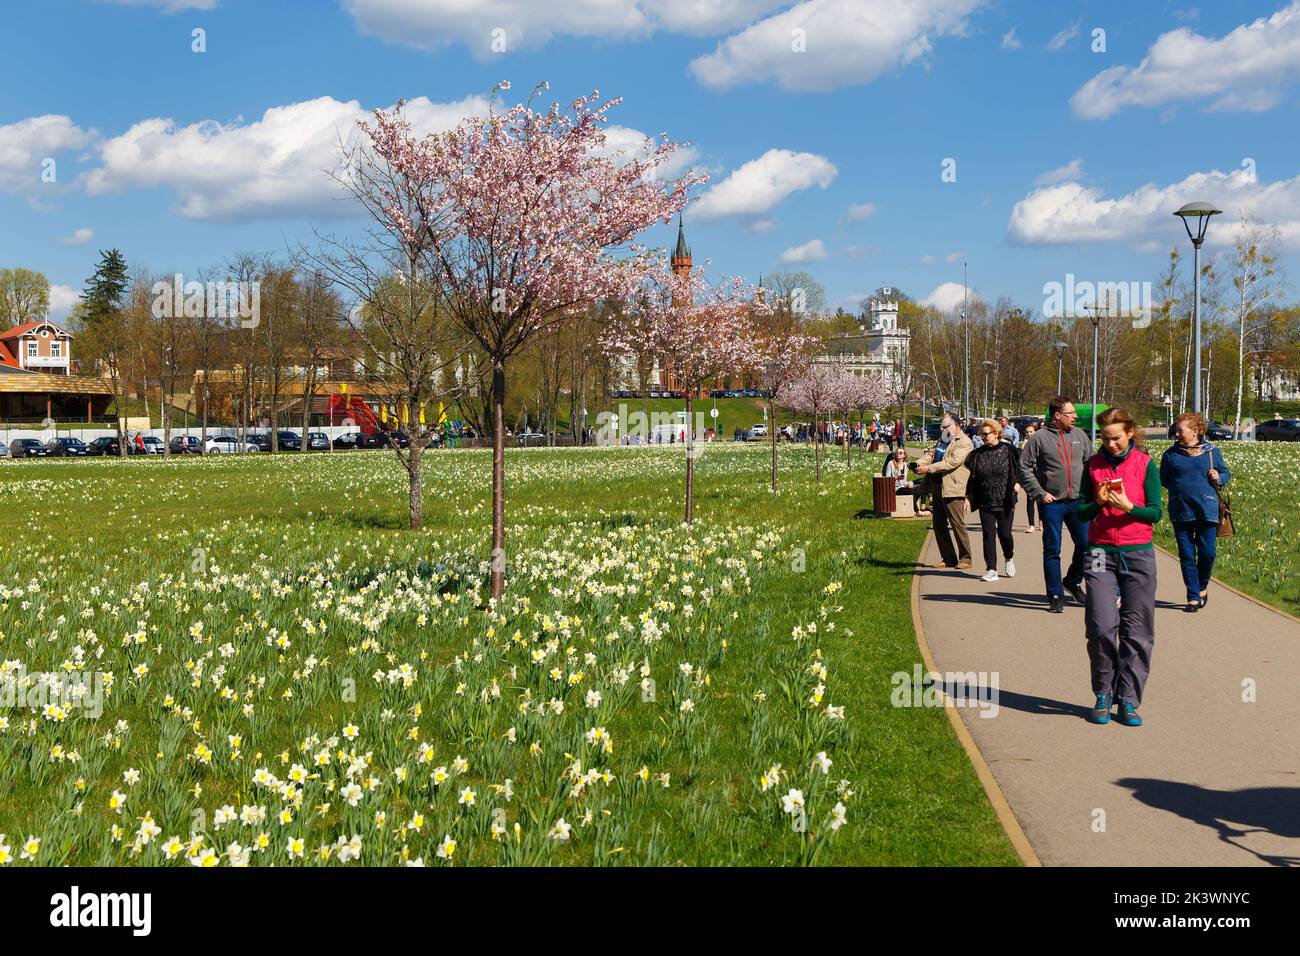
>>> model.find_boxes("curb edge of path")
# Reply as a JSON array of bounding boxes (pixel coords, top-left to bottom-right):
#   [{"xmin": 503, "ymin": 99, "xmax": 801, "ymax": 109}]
[
  {"xmin": 1152, "ymin": 543, "xmax": 1300, "ymax": 626},
  {"xmin": 910, "ymin": 531, "xmax": 1043, "ymax": 868}
]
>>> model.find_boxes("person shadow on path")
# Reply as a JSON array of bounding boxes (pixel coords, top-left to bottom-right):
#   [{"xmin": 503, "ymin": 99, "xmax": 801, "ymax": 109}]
[
  {"xmin": 930, "ymin": 676, "xmax": 1091, "ymax": 720},
  {"xmin": 1116, "ymin": 778, "xmax": 1300, "ymax": 866}
]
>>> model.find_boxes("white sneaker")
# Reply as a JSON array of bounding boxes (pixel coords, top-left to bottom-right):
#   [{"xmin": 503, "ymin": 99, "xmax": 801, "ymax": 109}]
[
  {"xmin": 981, "ymin": 569, "xmax": 998, "ymax": 582},
  {"xmin": 1024, "ymin": 525, "xmax": 1036, "ymax": 533},
  {"xmin": 1005, "ymin": 559, "xmax": 1016, "ymax": 578}
]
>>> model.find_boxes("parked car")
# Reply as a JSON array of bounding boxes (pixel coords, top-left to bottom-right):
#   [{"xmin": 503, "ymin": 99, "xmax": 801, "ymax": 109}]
[
  {"xmin": 305, "ymin": 432, "xmax": 331, "ymax": 451},
  {"xmin": 204, "ymin": 436, "xmax": 258, "ymax": 454},
  {"xmin": 333, "ymin": 431, "xmax": 380, "ymax": 450},
  {"xmin": 925, "ymin": 422, "xmax": 943, "ymax": 442},
  {"xmin": 170, "ymin": 435, "xmax": 202, "ymax": 454},
  {"xmin": 9, "ymin": 438, "xmax": 50, "ymax": 458},
  {"xmin": 87, "ymin": 436, "xmax": 125, "ymax": 456},
  {"xmin": 0, "ymin": 441, "xmax": 7, "ymax": 458},
  {"xmin": 1255, "ymin": 418, "xmax": 1300, "ymax": 441},
  {"xmin": 139, "ymin": 436, "xmax": 165, "ymax": 454},
  {"xmin": 515, "ymin": 430, "xmax": 546, "ymax": 446},
  {"xmin": 46, "ymin": 437, "xmax": 89, "ymax": 457},
  {"xmin": 249, "ymin": 430, "xmax": 306, "ymax": 452},
  {"xmin": 1205, "ymin": 421, "xmax": 1234, "ymax": 441},
  {"xmin": 376, "ymin": 430, "xmax": 409, "ymax": 449},
  {"xmin": 748, "ymin": 424, "xmax": 768, "ymax": 440}
]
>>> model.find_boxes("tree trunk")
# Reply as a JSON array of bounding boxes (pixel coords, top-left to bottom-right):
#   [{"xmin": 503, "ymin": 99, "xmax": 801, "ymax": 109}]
[
  {"xmin": 814, "ymin": 412, "xmax": 822, "ymax": 483},
  {"xmin": 491, "ymin": 360, "xmax": 507, "ymax": 601},
  {"xmin": 1234, "ymin": 293, "xmax": 1247, "ymax": 438},
  {"xmin": 408, "ymin": 443, "xmax": 423, "ymax": 530},
  {"xmin": 769, "ymin": 398, "xmax": 777, "ymax": 494},
  {"xmin": 684, "ymin": 392, "xmax": 694, "ymax": 524},
  {"xmin": 201, "ymin": 379, "xmax": 209, "ymax": 455}
]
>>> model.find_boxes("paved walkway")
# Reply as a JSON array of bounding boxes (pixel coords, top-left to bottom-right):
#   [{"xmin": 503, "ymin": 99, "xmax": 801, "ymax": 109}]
[{"xmin": 916, "ymin": 497, "xmax": 1300, "ymax": 866}]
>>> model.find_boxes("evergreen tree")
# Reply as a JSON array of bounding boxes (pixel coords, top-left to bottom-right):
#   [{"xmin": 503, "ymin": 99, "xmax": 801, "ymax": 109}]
[{"xmin": 81, "ymin": 249, "xmax": 129, "ymax": 326}]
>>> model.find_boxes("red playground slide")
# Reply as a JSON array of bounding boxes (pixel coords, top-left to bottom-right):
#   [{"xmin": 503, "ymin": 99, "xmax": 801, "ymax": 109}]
[{"xmin": 327, "ymin": 394, "xmax": 382, "ymax": 435}]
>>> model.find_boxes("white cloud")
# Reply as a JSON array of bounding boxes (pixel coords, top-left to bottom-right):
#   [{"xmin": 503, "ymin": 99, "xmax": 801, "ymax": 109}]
[
  {"xmin": 1046, "ymin": 19, "xmax": 1079, "ymax": 52},
  {"xmin": 641, "ymin": 0, "xmax": 789, "ymax": 35},
  {"xmin": 60, "ymin": 228, "xmax": 95, "ymax": 246},
  {"xmin": 780, "ymin": 238, "xmax": 827, "ymax": 263},
  {"xmin": 920, "ymin": 281, "xmax": 974, "ymax": 313},
  {"xmin": 1071, "ymin": 2, "xmax": 1300, "ymax": 119},
  {"xmin": 945, "ymin": 251, "xmax": 964, "ymax": 264},
  {"xmin": 48, "ymin": 284, "xmax": 82, "ymax": 321},
  {"xmin": 81, "ymin": 94, "xmax": 488, "ymax": 221},
  {"xmin": 1007, "ymin": 163, "xmax": 1300, "ymax": 248},
  {"xmin": 1034, "ymin": 159, "xmax": 1084, "ymax": 186},
  {"xmin": 920, "ymin": 254, "xmax": 935, "ymax": 265},
  {"xmin": 691, "ymin": 148, "xmax": 836, "ymax": 222},
  {"xmin": 847, "ymin": 201, "xmax": 875, "ymax": 220},
  {"xmin": 690, "ymin": 0, "xmax": 987, "ymax": 92},
  {"xmin": 749, "ymin": 218, "xmax": 778, "ymax": 233},
  {"xmin": 100, "ymin": 0, "xmax": 219, "ymax": 10},
  {"xmin": 343, "ymin": 1, "xmax": 912, "ymax": 56},
  {"xmin": 0, "ymin": 115, "xmax": 95, "ymax": 194},
  {"xmin": 594, "ymin": 124, "xmax": 702, "ymax": 181},
  {"xmin": 1001, "ymin": 27, "xmax": 1021, "ymax": 50}
]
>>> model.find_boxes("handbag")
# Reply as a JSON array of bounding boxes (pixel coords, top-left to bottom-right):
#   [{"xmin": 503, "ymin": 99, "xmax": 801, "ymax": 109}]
[{"xmin": 1207, "ymin": 444, "xmax": 1234, "ymax": 539}]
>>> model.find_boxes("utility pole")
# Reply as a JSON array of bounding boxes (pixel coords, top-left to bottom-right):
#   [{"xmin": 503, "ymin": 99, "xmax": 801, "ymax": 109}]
[
  {"xmin": 1085, "ymin": 291, "xmax": 1112, "ymax": 444},
  {"xmin": 962, "ymin": 260, "xmax": 970, "ymax": 422}
]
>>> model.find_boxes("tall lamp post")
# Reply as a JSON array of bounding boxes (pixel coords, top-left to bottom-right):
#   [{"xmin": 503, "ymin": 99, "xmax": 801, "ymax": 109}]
[
  {"xmin": 981, "ymin": 360, "xmax": 994, "ymax": 419},
  {"xmin": 919, "ymin": 371, "xmax": 936, "ymax": 441},
  {"xmin": 961, "ymin": 261, "xmax": 970, "ymax": 422},
  {"xmin": 1174, "ymin": 202, "xmax": 1222, "ymax": 414},
  {"xmin": 1084, "ymin": 293, "xmax": 1111, "ymax": 445},
  {"xmin": 1053, "ymin": 340, "xmax": 1068, "ymax": 394}
]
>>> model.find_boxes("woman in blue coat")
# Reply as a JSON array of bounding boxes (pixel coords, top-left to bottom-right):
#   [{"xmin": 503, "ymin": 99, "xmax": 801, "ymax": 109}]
[{"xmin": 1159, "ymin": 412, "xmax": 1230, "ymax": 612}]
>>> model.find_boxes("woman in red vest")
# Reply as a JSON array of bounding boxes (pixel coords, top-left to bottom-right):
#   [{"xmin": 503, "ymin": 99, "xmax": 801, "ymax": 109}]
[{"xmin": 1076, "ymin": 407, "xmax": 1162, "ymax": 727}]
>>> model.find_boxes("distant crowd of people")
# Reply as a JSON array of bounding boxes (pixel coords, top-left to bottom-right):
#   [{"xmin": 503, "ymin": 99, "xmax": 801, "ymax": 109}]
[{"xmin": 893, "ymin": 395, "xmax": 1230, "ymax": 729}]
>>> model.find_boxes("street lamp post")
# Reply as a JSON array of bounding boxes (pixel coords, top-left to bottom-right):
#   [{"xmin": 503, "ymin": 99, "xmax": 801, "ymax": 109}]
[
  {"xmin": 1053, "ymin": 341, "xmax": 1068, "ymax": 395},
  {"xmin": 981, "ymin": 360, "xmax": 994, "ymax": 419},
  {"xmin": 1174, "ymin": 202, "xmax": 1222, "ymax": 415},
  {"xmin": 1084, "ymin": 293, "xmax": 1111, "ymax": 445},
  {"xmin": 962, "ymin": 261, "xmax": 970, "ymax": 422}
]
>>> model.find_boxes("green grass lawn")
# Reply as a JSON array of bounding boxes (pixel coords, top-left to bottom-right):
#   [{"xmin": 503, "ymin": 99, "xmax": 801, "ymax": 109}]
[
  {"xmin": 1147, "ymin": 440, "xmax": 1300, "ymax": 618},
  {"xmin": 0, "ymin": 444, "xmax": 1017, "ymax": 866}
]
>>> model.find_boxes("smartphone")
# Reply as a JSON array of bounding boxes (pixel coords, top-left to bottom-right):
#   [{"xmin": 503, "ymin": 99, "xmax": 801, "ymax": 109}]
[{"xmin": 1106, "ymin": 477, "xmax": 1124, "ymax": 493}]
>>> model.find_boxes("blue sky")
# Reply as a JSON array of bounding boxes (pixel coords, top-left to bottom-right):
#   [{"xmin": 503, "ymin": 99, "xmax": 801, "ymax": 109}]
[{"xmin": 2, "ymin": 0, "xmax": 1298, "ymax": 320}]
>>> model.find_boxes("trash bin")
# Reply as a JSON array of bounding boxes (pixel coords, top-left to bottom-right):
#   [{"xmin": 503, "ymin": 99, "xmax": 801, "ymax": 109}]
[
  {"xmin": 869, "ymin": 439, "xmax": 881, "ymax": 452},
  {"xmin": 873, "ymin": 476, "xmax": 896, "ymax": 516}
]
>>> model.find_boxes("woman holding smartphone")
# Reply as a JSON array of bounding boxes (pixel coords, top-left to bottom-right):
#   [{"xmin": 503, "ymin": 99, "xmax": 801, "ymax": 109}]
[
  {"xmin": 1160, "ymin": 412, "xmax": 1230, "ymax": 612},
  {"xmin": 1076, "ymin": 407, "xmax": 1163, "ymax": 727}
]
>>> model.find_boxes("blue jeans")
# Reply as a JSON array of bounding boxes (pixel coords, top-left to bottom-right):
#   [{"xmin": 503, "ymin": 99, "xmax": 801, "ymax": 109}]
[
  {"xmin": 1039, "ymin": 499, "xmax": 1089, "ymax": 599},
  {"xmin": 1173, "ymin": 520, "xmax": 1217, "ymax": 601}
]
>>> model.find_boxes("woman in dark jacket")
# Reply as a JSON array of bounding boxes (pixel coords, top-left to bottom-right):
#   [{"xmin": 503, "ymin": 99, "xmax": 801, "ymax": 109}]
[
  {"xmin": 1159, "ymin": 411, "xmax": 1230, "ymax": 612},
  {"xmin": 964, "ymin": 418, "xmax": 1020, "ymax": 582}
]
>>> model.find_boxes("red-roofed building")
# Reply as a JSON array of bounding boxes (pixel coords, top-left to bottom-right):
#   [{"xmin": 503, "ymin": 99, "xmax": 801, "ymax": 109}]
[{"xmin": 0, "ymin": 319, "xmax": 74, "ymax": 374}]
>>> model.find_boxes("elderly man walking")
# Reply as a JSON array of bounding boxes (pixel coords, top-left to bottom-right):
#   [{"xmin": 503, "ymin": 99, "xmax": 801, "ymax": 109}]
[
  {"xmin": 914, "ymin": 412, "xmax": 974, "ymax": 569},
  {"xmin": 1019, "ymin": 395, "xmax": 1093, "ymax": 613}
]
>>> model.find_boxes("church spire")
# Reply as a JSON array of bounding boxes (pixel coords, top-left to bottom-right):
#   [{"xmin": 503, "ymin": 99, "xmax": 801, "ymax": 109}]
[{"xmin": 670, "ymin": 213, "xmax": 692, "ymax": 277}]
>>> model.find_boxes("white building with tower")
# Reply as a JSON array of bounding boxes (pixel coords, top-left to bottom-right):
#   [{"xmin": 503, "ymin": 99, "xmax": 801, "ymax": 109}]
[{"xmin": 813, "ymin": 289, "xmax": 910, "ymax": 384}]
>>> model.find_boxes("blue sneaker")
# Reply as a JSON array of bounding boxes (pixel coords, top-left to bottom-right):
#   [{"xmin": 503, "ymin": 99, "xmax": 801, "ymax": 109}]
[
  {"xmin": 1088, "ymin": 693, "xmax": 1111, "ymax": 724},
  {"xmin": 1117, "ymin": 700, "xmax": 1142, "ymax": 727}
]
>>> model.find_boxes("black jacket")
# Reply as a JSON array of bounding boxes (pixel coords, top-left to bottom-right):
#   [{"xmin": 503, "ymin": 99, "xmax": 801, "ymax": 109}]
[{"xmin": 966, "ymin": 441, "xmax": 1020, "ymax": 512}]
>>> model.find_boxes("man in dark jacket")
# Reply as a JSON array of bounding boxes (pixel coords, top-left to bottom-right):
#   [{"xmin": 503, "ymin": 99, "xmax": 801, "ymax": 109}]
[{"xmin": 1018, "ymin": 396, "xmax": 1093, "ymax": 613}]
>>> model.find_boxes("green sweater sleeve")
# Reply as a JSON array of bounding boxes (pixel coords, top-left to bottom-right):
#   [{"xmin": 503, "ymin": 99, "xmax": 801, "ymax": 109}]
[
  {"xmin": 1131, "ymin": 458, "xmax": 1162, "ymax": 524},
  {"xmin": 1077, "ymin": 459, "xmax": 1161, "ymax": 523}
]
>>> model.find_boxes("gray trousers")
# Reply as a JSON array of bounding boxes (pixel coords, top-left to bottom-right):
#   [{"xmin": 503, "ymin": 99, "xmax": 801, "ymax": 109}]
[{"xmin": 1083, "ymin": 547, "xmax": 1156, "ymax": 706}]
